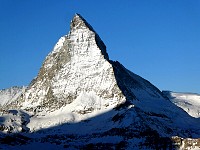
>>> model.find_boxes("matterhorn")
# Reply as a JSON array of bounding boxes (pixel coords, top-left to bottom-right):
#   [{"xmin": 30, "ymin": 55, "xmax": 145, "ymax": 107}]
[{"xmin": 0, "ymin": 14, "xmax": 200, "ymax": 149}]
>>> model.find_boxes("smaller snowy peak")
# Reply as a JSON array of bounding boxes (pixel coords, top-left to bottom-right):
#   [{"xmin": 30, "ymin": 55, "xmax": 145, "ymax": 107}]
[
  {"xmin": 163, "ymin": 91, "xmax": 200, "ymax": 118},
  {"xmin": 0, "ymin": 86, "xmax": 26, "ymax": 107}
]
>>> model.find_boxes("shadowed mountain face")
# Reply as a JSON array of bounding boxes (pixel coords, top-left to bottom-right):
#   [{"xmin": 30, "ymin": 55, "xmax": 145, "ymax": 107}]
[{"xmin": 0, "ymin": 14, "xmax": 200, "ymax": 149}]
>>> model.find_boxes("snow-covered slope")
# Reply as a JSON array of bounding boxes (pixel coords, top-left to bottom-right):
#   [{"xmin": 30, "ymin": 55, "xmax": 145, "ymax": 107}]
[
  {"xmin": 0, "ymin": 14, "xmax": 200, "ymax": 149},
  {"xmin": 163, "ymin": 91, "xmax": 200, "ymax": 118}
]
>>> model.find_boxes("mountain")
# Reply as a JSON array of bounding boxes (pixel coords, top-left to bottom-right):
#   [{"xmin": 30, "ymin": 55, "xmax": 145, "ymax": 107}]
[
  {"xmin": 163, "ymin": 91, "xmax": 200, "ymax": 118},
  {"xmin": 0, "ymin": 14, "xmax": 200, "ymax": 149}
]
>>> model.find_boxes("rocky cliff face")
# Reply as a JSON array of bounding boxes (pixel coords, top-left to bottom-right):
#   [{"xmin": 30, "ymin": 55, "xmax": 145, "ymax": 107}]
[{"xmin": 0, "ymin": 14, "xmax": 200, "ymax": 149}]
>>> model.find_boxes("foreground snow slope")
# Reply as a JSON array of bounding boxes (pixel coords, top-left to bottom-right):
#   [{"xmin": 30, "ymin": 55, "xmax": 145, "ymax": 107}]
[{"xmin": 163, "ymin": 91, "xmax": 200, "ymax": 118}]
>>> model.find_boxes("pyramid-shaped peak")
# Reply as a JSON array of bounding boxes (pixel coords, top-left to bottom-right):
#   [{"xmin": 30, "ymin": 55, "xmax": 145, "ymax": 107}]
[{"xmin": 70, "ymin": 13, "xmax": 96, "ymax": 32}]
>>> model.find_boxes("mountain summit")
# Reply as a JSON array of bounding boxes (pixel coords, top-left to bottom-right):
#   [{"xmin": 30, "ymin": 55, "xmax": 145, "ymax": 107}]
[
  {"xmin": 70, "ymin": 14, "xmax": 96, "ymax": 32},
  {"xmin": 1, "ymin": 14, "xmax": 200, "ymax": 149},
  {"xmin": 70, "ymin": 13, "xmax": 109, "ymax": 60}
]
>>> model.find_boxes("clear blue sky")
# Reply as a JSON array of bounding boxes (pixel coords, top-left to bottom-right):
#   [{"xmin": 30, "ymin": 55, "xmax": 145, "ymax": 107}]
[{"xmin": 0, "ymin": 0, "xmax": 200, "ymax": 93}]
